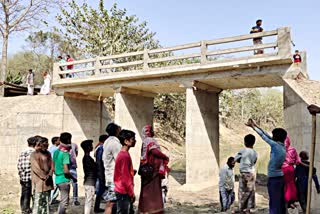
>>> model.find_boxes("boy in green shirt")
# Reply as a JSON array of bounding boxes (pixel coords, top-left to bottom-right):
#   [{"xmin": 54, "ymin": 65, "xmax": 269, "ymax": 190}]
[{"xmin": 53, "ymin": 132, "xmax": 77, "ymax": 214}]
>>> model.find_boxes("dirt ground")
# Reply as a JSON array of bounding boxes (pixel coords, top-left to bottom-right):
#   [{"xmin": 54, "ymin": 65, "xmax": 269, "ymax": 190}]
[{"xmin": 0, "ymin": 170, "xmax": 300, "ymax": 214}]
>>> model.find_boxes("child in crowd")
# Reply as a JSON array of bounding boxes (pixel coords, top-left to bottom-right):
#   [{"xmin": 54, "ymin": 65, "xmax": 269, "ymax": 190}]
[
  {"xmin": 49, "ymin": 137, "xmax": 60, "ymax": 204},
  {"xmin": 246, "ymin": 119, "xmax": 287, "ymax": 214},
  {"xmin": 17, "ymin": 136, "xmax": 36, "ymax": 214},
  {"xmin": 293, "ymin": 50, "xmax": 302, "ymax": 64},
  {"xmin": 219, "ymin": 157, "xmax": 236, "ymax": 212},
  {"xmin": 81, "ymin": 140, "xmax": 97, "ymax": 214},
  {"xmin": 114, "ymin": 129, "xmax": 136, "ymax": 214},
  {"xmin": 30, "ymin": 136, "xmax": 54, "ymax": 214},
  {"xmin": 94, "ymin": 134, "xmax": 108, "ymax": 213},
  {"xmin": 295, "ymin": 151, "xmax": 320, "ymax": 213},
  {"xmin": 53, "ymin": 132, "xmax": 77, "ymax": 214},
  {"xmin": 235, "ymin": 134, "xmax": 258, "ymax": 213}
]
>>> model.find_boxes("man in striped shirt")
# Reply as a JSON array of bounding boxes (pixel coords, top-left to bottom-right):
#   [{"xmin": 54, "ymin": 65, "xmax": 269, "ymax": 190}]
[{"xmin": 17, "ymin": 136, "xmax": 36, "ymax": 214}]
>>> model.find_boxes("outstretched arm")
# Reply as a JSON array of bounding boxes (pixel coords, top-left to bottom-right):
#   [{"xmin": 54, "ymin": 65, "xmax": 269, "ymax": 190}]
[{"xmin": 245, "ymin": 119, "xmax": 274, "ymax": 146}]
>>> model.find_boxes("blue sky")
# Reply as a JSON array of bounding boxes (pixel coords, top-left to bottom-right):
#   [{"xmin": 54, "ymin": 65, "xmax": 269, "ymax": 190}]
[{"xmin": 7, "ymin": 0, "xmax": 320, "ymax": 80}]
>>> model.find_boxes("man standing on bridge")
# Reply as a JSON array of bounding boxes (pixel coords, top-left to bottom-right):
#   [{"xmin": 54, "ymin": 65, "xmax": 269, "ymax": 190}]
[{"xmin": 250, "ymin": 19, "xmax": 264, "ymax": 55}]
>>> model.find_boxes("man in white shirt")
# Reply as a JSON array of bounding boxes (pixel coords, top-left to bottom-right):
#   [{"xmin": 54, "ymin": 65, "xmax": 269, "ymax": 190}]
[
  {"xmin": 235, "ymin": 134, "xmax": 258, "ymax": 213},
  {"xmin": 26, "ymin": 69, "xmax": 34, "ymax": 96},
  {"xmin": 102, "ymin": 123, "xmax": 122, "ymax": 214},
  {"xmin": 219, "ymin": 157, "xmax": 235, "ymax": 212}
]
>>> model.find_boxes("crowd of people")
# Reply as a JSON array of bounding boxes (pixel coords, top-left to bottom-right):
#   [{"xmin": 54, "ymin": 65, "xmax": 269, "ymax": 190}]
[
  {"xmin": 25, "ymin": 54, "xmax": 74, "ymax": 96},
  {"xmin": 219, "ymin": 119, "xmax": 320, "ymax": 214},
  {"xmin": 26, "ymin": 69, "xmax": 51, "ymax": 96},
  {"xmin": 17, "ymin": 123, "xmax": 169, "ymax": 214}
]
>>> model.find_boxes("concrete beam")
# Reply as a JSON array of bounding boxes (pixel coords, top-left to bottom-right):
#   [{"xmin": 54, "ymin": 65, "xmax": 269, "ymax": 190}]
[
  {"xmin": 115, "ymin": 87, "xmax": 157, "ymax": 98},
  {"xmin": 64, "ymin": 92, "xmax": 104, "ymax": 102},
  {"xmin": 55, "ymin": 64, "xmax": 291, "ymax": 96},
  {"xmin": 192, "ymin": 81, "xmax": 222, "ymax": 93}
]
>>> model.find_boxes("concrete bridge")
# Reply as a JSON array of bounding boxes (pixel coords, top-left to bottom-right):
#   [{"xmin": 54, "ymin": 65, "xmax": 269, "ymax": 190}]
[
  {"xmin": 53, "ymin": 27, "xmax": 320, "ymax": 193},
  {"xmin": 52, "ymin": 27, "xmax": 298, "ymax": 188}
]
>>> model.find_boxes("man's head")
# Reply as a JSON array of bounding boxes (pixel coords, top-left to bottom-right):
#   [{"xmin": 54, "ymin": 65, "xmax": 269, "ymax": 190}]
[
  {"xmin": 106, "ymin": 123, "xmax": 121, "ymax": 137},
  {"xmin": 299, "ymin": 151, "xmax": 309, "ymax": 161},
  {"xmin": 244, "ymin": 134, "xmax": 256, "ymax": 148},
  {"xmin": 66, "ymin": 55, "xmax": 71, "ymax": 59},
  {"xmin": 81, "ymin": 140, "xmax": 93, "ymax": 153},
  {"xmin": 60, "ymin": 132, "xmax": 72, "ymax": 145},
  {"xmin": 51, "ymin": 137, "xmax": 60, "ymax": 146},
  {"xmin": 256, "ymin": 19, "xmax": 262, "ymax": 26},
  {"xmin": 58, "ymin": 56, "xmax": 63, "ymax": 60},
  {"xmin": 272, "ymin": 128, "xmax": 287, "ymax": 143},
  {"xmin": 35, "ymin": 137, "xmax": 49, "ymax": 152},
  {"xmin": 118, "ymin": 130, "xmax": 136, "ymax": 148},
  {"xmin": 99, "ymin": 134, "xmax": 108, "ymax": 143},
  {"xmin": 227, "ymin": 157, "xmax": 235, "ymax": 169},
  {"xmin": 27, "ymin": 136, "xmax": 36, "ymax": 148},
  {"xmin": 28, "ymin": 69, "xmax": 32, "ymax": 73}
]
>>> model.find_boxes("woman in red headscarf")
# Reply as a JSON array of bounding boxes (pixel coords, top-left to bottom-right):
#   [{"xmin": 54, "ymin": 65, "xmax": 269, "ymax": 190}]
[
  {"xmin": 282, "ymin": 136, "xmax": 300, "ymax": 209},
  {"xmin": 138, "ymin": 125, "xmax": 169, "ymax": 214}
]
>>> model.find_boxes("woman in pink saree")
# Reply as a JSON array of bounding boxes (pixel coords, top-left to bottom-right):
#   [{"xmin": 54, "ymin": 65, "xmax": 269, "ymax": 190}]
[
  {"xmin": 138, "ymin": 125, "xmax": 169, "ymax": 214},
  {"xmin": 282, "ymin": 136, "xmax": 300, "ymax": 209}
]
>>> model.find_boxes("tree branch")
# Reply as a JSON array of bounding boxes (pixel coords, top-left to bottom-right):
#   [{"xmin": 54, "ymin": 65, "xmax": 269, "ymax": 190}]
[{"xmin": 8, "ymin": 0, "xmax": 33, "ymax": 30}]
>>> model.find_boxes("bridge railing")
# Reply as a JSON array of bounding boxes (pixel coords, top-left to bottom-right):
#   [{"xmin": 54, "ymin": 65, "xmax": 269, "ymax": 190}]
[{"xmin": 53, "ymin": 27, "xmax": 291, "ymax": 82}]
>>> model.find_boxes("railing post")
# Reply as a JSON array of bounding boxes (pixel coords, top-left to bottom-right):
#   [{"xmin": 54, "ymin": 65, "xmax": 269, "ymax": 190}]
[
  {"xmin": 143, "ymin": 49, "xmax": 149, "ymax": 71},
  {"xmin": 201, "ymin": 40, "xmax": 207, "ymax": 64},
  {"xmin": 277, "ymin": 27, "xmax": 292, "ymax": 58},
  {"xmin": 95, "ymin": 57, "xmax": 101, "ymax": 75},
  {"xmin": 52, "ymin": 62, "xmax": 60, "ymax": 82}
]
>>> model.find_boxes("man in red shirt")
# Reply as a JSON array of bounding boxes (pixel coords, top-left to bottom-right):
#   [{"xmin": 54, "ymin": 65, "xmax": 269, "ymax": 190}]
[
  {"xmin": 114, "ymin": 129, "xmax": 136, "ymax": 214},
  {"xmin": 66, "ymin": 55, "xmax": 74, "ymax": 78}
]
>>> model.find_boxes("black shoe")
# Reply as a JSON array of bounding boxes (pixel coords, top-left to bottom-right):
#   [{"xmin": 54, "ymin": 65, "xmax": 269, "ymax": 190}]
[
  {"xmin": 94, "ymin": 208, "xmax": 105, "ymax": 213},
  {"xmin": 73, "ymin": 201, "xmax": 80, "ymax": 206}
]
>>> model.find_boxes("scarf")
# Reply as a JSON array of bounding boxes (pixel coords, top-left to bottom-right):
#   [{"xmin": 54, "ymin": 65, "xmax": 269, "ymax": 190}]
[{"xmin": 58, "ymin": 143, "xmax": 71, "ymax": 152}]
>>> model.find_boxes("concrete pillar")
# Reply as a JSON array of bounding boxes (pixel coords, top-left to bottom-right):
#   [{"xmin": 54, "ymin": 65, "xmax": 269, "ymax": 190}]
[
  {"xmin": 114, "ymin": 91, "xmax": 154, "ymax": 167},
  {"xmin": 284, "ymin": 83, "xmax": 320, "ymax": 210},
  {"xmin": 185, "ymin": 87, "xmax": 220, "ymax": 188}
]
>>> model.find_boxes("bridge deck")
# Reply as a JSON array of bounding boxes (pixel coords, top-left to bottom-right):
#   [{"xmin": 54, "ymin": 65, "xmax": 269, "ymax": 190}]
[{"xmin": 52, "ymin": 27, "xmax": 293, "ymax": 98}]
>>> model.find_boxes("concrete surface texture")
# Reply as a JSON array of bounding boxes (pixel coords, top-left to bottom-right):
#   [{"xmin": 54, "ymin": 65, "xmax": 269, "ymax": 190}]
[
  {"xmin": 284, "ymin": 80, "xmax": 320, "ymax": 209},
  {"xmin": 0, "ymin": 95, "xmax": 110, "ymax": 174},
  {"xmin": 185, "ymin": 87, "xmax": 220, "ymax": 187}
]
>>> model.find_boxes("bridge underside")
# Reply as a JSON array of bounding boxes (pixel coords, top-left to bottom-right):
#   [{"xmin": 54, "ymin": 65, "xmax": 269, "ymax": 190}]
[{"xmin": 54, "ymin": 57, "xmax": 292, "ymax": 97}]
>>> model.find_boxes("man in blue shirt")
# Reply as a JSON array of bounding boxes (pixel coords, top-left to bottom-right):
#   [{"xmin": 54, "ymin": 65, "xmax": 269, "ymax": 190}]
[
  {"xmin": 246, "ymin": 119, "xmax": 286, "ymax": 214},
  {"xmin": 250, "ymin": 19, "xmax": 264, "ymax": 55}
]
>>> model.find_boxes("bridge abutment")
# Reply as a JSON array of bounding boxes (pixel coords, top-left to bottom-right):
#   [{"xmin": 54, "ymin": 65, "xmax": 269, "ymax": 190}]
[{"xmin": 185, "ymin": 87, "xmax": 220, "ymax": 188}]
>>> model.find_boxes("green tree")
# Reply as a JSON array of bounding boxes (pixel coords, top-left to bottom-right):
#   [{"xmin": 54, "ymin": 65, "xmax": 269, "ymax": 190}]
[
  {"xmin": 56, "ymin": 0, "xmax": 159, "ymax": 57},
  {"xmin": 25, "ymin": 29, "xmax": 78, "ymax": 70}
]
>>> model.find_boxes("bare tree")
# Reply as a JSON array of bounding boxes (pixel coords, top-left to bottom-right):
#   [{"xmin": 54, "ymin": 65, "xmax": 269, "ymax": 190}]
[{"xmin": 0, "ymin": 0, "xmax": 63, "ymax": 95}]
